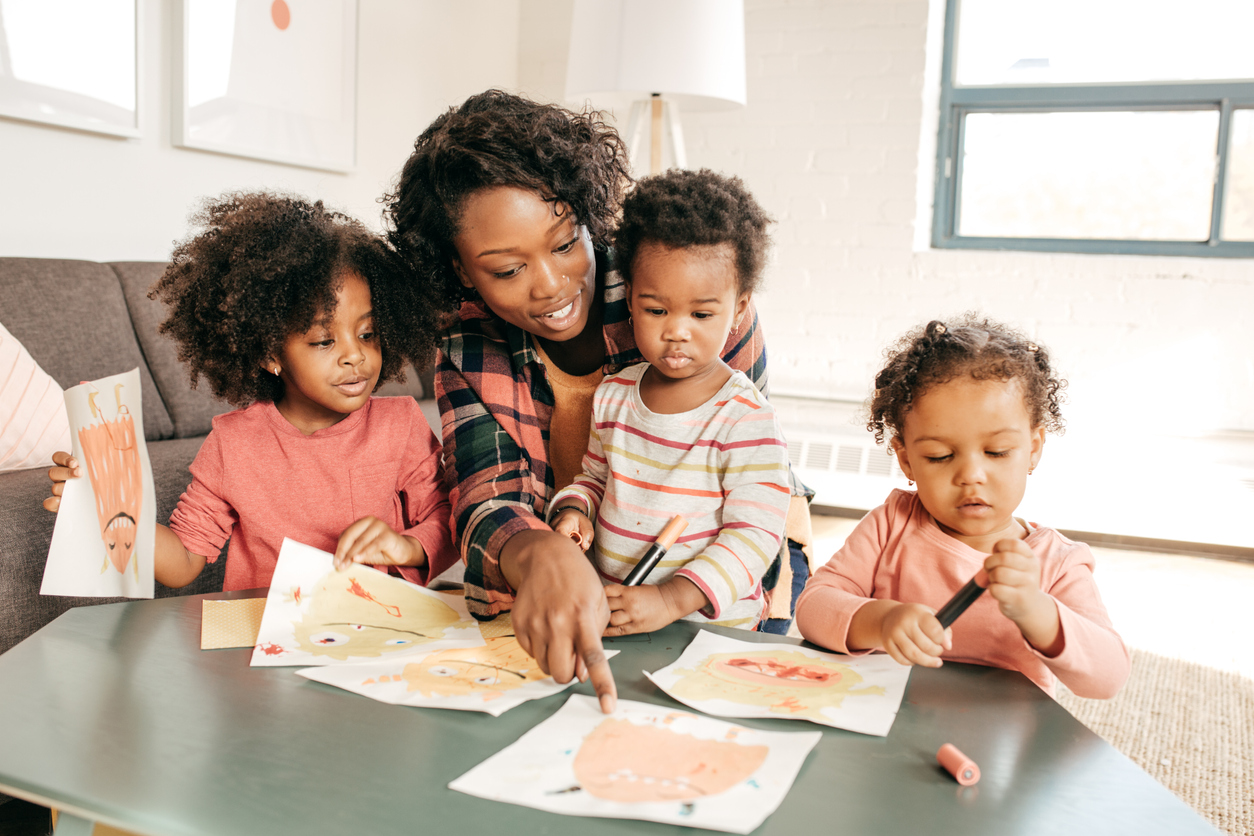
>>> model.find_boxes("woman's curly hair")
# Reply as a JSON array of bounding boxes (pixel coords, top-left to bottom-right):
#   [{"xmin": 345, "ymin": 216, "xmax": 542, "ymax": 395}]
[
  {"xmin": 149, "ymin": 192, "xmax": 442, "ymax": 407},
  {"xmin": 614, "ymin": 168, "xmax": 773, "ymax": 295},
  {"xmin": 867, "ymin": 314, "xmax": 1066, "ymax": 445},
  {"xmin": 383, "ymin": 89, "xmax": 632, "ymax": 313}
]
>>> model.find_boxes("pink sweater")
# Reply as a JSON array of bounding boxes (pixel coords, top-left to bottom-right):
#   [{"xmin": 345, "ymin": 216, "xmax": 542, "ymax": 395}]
[
  {"xmin": 169, "ymin": 397, "xmax": 457, "ymax": 592},
  {"xmin": 796, "ymin": 489, "xmax": 1129, "ymax": 698}
]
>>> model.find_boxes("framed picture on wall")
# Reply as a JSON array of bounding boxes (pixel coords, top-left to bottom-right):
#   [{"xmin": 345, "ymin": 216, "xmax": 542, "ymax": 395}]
[
  {"xmin": 173, "ymin": 0, "xmax": 357, "ymax": 173},
  {"xmin": 0, "ymin": 0, "xmax": 141, "ymax": 138}
]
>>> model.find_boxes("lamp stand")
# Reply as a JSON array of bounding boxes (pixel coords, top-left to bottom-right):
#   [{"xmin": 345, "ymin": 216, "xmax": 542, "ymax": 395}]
[{"xmin": 623, "ymin": 93, "xmax": 687, "ymax": 175}]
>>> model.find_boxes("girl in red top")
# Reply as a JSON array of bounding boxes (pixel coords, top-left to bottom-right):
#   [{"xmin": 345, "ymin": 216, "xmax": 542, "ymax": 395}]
[{"xmin": 45, "ymin": 192, "xmax": 457, "ymax": 591}]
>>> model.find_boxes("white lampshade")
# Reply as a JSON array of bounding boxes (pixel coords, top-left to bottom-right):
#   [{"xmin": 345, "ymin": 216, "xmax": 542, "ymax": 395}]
[{"xmin": 565, "ymin": 0, "xmax": 747, "ymax": 113}]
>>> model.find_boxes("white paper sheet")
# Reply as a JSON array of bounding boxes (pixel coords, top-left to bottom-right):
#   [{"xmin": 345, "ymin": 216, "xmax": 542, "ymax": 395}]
[
  {"xmin": 42, "ymin": 369, "xmax": 154, "ymax": 598},
  {"xmin": 296, "ymin": 636, "xmax": 619, "ymax": 716},
  {"xmin": 644, "ymin": 630, "xmax": 912, "ymax": 737},
  {"xmin": 449, "ymin": 694, "xmax": 821, "ymax": 834},
  {"xmin": 249, "ymin": 538, "xmax": 483, "ymax": 667}
]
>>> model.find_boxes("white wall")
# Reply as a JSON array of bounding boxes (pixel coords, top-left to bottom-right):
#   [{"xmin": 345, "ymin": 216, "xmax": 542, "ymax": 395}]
[
  {"xmin": 0, "ymin": 0, "xmax": 521, "ymax": 262},
  {"xmin": 518, "ymin": 0, "xmax": 1254, "ymax": 438}
]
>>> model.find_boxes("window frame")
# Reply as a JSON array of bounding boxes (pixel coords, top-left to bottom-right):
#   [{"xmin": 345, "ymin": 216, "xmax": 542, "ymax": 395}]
[{"xmin": 932, "ymin": 0, "xmax": 1254, "ymax": 257}]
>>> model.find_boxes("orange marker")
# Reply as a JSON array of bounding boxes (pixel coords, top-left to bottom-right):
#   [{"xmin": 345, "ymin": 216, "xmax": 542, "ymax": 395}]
[
  {"xmin": 937, "ymin": 743, "xmax": 980, "ymax": 786},
  {"xmin": 621, "ymin": 515, "xmax": 687, "ymax": 586}
]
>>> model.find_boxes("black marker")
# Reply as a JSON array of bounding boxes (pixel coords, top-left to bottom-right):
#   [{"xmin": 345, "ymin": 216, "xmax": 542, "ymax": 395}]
[
  {"xmin": 934, "ymin": 570, "xmax": 989, "ymax": 629},
  {"xmin": 621, "ymin": 515, "xmax": 688, "ymax": 586}
]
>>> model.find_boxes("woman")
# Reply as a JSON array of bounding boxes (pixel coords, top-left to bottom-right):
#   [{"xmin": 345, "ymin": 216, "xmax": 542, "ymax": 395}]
[{"xmin": 386, "ymin": 90, "xmax": 811, "ymax": 713}]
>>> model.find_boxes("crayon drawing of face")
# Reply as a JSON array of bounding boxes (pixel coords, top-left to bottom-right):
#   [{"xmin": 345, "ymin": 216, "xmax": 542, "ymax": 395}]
[
  {"xmin": 400, "ymin": 637, "xmax": 546, "ymax": 700},
  {"xmin": 78, "ymin": 402, "xmax": 143, "ymax": 577},
  {"xmin": 292, "ymin": 566, "xmax": 461, "ymax": 660},
  {"xmin": 572, "ymin": 717, "xmax": 767, "ymax": 803},
  {"xmin": 668, "ymin": 650, "xmax": 885, "ymax": 721}
]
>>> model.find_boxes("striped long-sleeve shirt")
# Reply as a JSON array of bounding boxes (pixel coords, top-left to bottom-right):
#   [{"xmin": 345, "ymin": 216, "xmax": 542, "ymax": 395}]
[
  {"xmin": 437, "ymin": 260, "xmax": 795, "ymax": 619},
  {"xmin": 550, "ymin": 363, "xmax": 791, "ymax": 628}
]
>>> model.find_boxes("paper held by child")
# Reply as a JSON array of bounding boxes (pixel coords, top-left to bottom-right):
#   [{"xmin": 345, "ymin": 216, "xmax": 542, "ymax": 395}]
[
  {"xmin": 42, "ymin": 369, "xmax": 155, "ymax": 599},
  {"xmin": 249, "ymin": 538, "xmax": 483, "ymax": 667},
  {"xmin": 644, "ymin": 630, "xmax": 912, "ymax": 737},
  {"xmin": 296, "ymin": 636, "xmax": 619, "ymax": 716},
  {"xmin": 449, "ymin": 694, "xmax": 820, "ymax": 834}
]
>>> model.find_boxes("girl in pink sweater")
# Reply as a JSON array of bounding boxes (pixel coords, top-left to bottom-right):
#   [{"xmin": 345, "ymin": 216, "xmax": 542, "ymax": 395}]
[
  {"xmin": 45, "ymin": 193, "xmax": 457, "ymax": 591},
  {"xmin": 795, "ymin": 316, "xmax": 1128, "ymax": 698}
]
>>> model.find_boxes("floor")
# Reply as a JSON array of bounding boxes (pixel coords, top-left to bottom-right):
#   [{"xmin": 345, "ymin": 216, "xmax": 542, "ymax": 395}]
[{"xmin": 808, "ymin": 514, "xmax": 1254, "ymax": 679}]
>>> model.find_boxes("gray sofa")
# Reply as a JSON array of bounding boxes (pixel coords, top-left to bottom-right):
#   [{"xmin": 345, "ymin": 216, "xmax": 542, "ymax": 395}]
[{"xmin": 0, "ymin": 257, "xmax": 435, "ymax": 659}]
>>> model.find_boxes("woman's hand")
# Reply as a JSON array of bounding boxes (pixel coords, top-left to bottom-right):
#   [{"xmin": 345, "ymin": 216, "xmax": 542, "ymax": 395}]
[
  {"xmin": 603, "ymin": 577, "xmax": 708, "ymax": 637},
  {"xmin": 879, "ymin": 601, "xmax": 951, "ymax": 668},
  {"xmin": 985, "ymin": 539, "xmax": 1063, "ymax": 656},
  {"xmin": 550, "ymin": 507, "xmax": 594, "ymax": 552},
  {"xmin": 43, "ymin": 451, "xmax": 80, "ymax": 513},
  {"xmin": 334, "ymin": 516, "xmax": 426, "ymax": 571},
  {"xmin": 501, "ymin": 528, "xmax": 617, "ymax": 713}
]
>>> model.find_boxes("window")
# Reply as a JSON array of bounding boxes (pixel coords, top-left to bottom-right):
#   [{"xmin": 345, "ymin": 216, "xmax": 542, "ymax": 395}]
[{"xmin": 932, "ymin": 0, "xmax": 1254, "ymax": 256}]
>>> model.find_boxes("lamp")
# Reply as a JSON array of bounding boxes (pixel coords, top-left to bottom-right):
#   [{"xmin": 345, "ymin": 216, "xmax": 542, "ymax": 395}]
[{"xmin": 565, "ymin": 0, "xmax": 747, "ymax": 175}]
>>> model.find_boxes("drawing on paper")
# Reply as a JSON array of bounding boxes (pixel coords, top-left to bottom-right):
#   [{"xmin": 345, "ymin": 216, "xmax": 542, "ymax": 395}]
[
  {"xmin": 396, "ymin": 637, "xmax": 547, "ymax": 699},
  {"xmin": 572, "ymin": 715, "xmax": 767, "ymax": 803},
  {"xmin": 42, "ymin": 368, "xmax": 155, "ymax": 599},
  {"xmin": 448, "ymin": 694, "xmax": 821, "ymax": 834},
  {"xmin": 645, "ymin": 630, "xmax": 912, "ymax": 737},
  {"xmin": 291, "ymin": 565, "xmax": 462, "ymax": 660},
  {"xmin": 666, "ymin": 649, "xmax": 884, "ymax": 722},
  {"xmin": 294, "ymin": 637, "xmax": 617, "ymax": 715},
  {"xmin": 250, "ymin": 538, "xmax": 483, "ymax": 667},
  {"xmin": 78, "ymin": 383, "xmax": 143, "ymax": 578}
]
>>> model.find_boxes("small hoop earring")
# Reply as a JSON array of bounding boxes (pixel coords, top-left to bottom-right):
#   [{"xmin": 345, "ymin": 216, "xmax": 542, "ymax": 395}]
[
  {"xmin": 1028, "ymin": 468, "xmax": 1034, "ymax": 475},
  {"xmin": 273, "ymin": 367, "xmax": 280, "ymax": 376},
  {"xmin": 907, "ymin": 479, "xmax": 914, "ymax": 487}
]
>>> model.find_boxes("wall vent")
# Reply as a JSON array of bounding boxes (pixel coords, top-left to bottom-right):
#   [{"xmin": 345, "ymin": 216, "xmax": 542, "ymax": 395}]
[{"xmin": 789, "ymin": 436, "xmax": 904, "ymax": 480}]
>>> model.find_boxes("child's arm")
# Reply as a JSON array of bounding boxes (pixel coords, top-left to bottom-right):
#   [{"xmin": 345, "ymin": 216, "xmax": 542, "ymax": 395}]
[
  {"xmin": 604, "ymin": 576, "xmax": 710, "ymax": 634},
  {"xmin": 846, "ymin": 600, "xmax": 951, "ymax": 668},
  {"xmin": 984, "ymin": 539, "xmax": 1062, "ymax": 655},
  {"xmin": 45, "ymin": 452, "xmax": 210, "ymax": 588},
  {"xmin": 549, "ymin": 502, "xmax": 595, "ymax": 552},
  {"xmin": 990, "ymin": 537, "xmax": 1130, "ymax": 698}
]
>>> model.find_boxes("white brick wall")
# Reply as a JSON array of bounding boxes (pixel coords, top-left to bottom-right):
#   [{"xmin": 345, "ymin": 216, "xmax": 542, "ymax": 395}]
[{"xmin": 522, "ymin": 0, "xmax": 1254, "ymax": 437}]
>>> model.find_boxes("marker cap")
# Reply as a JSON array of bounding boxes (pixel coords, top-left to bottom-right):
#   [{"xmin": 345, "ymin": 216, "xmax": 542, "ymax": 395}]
[{"xmin": 937, "ymin": 743, "xmax": 980, "ymax": 786}]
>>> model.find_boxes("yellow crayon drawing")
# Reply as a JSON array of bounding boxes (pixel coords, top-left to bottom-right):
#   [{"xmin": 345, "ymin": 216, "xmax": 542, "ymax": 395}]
[
  {"xmin": 667, "ymin": 650, "xmax": 885, "ymax": 723},
  {"xmin": 393, "ymin": 637, "xmax": 547, "ymax": 702},
  {"xmin": 571, "ymin": 716, "xmax": 768, "ymax": 803},
  {"xmin": 78, "ymin": 383, "xmax": 142, "ymax": 578},
  {"xmin": 292, "ymin": 565, "xmax": 461, "ymax": 660}
]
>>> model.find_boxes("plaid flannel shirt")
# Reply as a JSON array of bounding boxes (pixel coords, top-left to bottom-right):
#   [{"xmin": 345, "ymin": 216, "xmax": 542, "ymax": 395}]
[{"xmin": 436, "ymin": 264, "xmax": 805, "ymax": 618}]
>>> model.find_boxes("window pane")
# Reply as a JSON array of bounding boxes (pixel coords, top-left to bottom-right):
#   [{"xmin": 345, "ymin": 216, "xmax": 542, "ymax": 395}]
[
  {"xmin": 1221, "ymin": 109, "xmax": 1254, "ymax": 240},
  {"xmin": 956, "ymin": 0, "xmax": 1254, "ymax": 85},
  {"xmin": 958, "ymin": 111, "xmax": 1217, "ymax": 241}
]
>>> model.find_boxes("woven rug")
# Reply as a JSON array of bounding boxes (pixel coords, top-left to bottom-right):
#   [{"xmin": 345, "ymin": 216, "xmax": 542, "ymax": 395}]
[{"xmin": 1056, "ymin": 648, "xmax": 1254, "ymax": 835}]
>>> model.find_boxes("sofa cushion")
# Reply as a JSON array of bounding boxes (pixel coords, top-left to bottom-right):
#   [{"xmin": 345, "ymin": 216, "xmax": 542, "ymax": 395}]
[
  {"xmin": 0, "ymin": 436, "xmax": 226, "ymax": 657},
  {"xmin": 0, "ymin": 321, "xmax": 72, "ymax": 472},
  {"xmin": 0, "ymin": 258, "xmax": 175, "ymax": 441},
  {"xmin": 109, "ymin": 262, "xmax": 233, "ymax": 439}
]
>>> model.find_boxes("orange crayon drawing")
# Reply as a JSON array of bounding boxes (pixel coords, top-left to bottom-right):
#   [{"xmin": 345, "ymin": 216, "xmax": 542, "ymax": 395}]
[
  {"xmin": 667, "ymin": 650, "xmax": 885, "ymax": 722},
  {"xmin": 397, "ymin": 637, "xmax": 547, "ymax": 701},
  {"xmin": 571, "ymin": 717, "xmax": 768, "ymax": 803},
  {"xmin": 257, "ymin": 642, "xmax": 286, "ymax": 656},
  {"xmin": 78, "ymin": 383, "xmax": 143, "ymax": 578},
  {"xmin": 348, "ymin": 577, "xmax": 402, "ymax": 617}
]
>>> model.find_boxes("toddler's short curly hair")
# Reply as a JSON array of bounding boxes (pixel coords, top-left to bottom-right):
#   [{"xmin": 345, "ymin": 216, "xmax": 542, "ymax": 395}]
[
  {"xmin": 614, "ymin": 168, "xmax": 772, "ymax": 296},
  {"xmin": 384, "ymin": 89, "xmax": 632, "ymax": 313},
  {"xmin": 149, "ymin": 192, "xmax": 440, "ymax": 407},
  {"xmin": 867, "ymin": 314, "xmax": 1066, "ymax": 445}
]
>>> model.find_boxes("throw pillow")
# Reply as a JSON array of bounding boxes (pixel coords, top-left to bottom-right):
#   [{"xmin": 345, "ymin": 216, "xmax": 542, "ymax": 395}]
[{"xmin": 1, "ymin": 321, "xmax": 72, "ymax": 472}]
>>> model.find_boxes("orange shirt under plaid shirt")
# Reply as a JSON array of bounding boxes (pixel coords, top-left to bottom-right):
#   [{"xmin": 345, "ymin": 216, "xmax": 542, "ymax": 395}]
[{"xmin": 436, "ymin": 262, "xmax": 805, "ymax": 619}]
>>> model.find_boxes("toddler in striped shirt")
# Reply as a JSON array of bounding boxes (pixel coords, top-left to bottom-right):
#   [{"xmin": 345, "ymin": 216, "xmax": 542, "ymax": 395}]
[{"xmin": 548, "ymin": 169, "xmax": 792, "ymax": 634}]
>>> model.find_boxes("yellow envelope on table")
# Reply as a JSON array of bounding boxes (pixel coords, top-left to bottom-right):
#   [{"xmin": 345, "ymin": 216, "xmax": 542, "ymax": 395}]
[{"xmin": 201, "ymin": 598, "xmax": 266, "ymax": 649}]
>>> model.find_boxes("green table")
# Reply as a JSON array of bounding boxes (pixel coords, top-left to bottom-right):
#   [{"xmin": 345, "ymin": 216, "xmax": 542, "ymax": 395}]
[{"xmin": 0, "ymin": 589, "xmax": 1217, "ymax": 836}]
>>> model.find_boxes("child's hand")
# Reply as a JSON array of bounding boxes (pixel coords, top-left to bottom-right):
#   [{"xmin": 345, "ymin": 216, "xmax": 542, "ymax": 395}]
[
  {"xmin": 880, "ymin": 602, "xmax": 952, "ymax": 668},
  {"xmin": 550, "ymin": 507, "xmax": 594, "ymax": 552},
  {"xmin": 334, "ymin": 516, "xmax": 425, "ymax": 571},
  {"xmin": 43, "ymin": 451, "xmax": 81, "ymax": 513},
  {"xmin": 604, "ymin": 577, "xmax": 708, "ymax": 636},
  {"xmin": 984, "ymin": 539, "xmax": 1063, "ymax": 655}
]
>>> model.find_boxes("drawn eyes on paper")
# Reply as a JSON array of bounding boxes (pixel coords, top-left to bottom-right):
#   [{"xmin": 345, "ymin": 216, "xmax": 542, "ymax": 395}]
[{"xmin": 309, "ymin": 631, "xmax": 350, "ymax": 646}]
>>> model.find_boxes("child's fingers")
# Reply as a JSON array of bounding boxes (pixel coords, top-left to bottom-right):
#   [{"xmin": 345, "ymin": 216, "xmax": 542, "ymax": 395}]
[
  {"xmin": 608, "ymin": 609, "xmax": 633, "ymax": 627},
  {"xmin": 334, "ymin": 517, "xmax": 378, "ymax": 569},
  {"xmin": 42, "ymin": 495, "xmax": 60, "ymax": 513}
]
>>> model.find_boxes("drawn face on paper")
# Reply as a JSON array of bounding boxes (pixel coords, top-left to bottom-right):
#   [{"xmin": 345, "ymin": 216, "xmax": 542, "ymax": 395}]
[
  {"xmin": 292, "ymin": 567, "xmax": 461, "ymax": 660},
  {"xmin": 572, "ymin": 717, "xmax": 767, "ymax": 803},
  {"xmin": 668, "ymin": 650, "xmax": 885, "ymax": 721},
  {"xmin": 78, "ymin": 395, "xmax": 143, "ymax": 577},
  {"xmin": 400, "ymin": 637, "xmax": 546, "ymax": 699}
]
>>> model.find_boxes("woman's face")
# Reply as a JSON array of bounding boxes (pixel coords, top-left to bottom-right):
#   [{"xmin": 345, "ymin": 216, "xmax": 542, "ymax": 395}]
[{"xmin": 452, "ymin": 186, "xmax": 597, "ymax": 342}]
